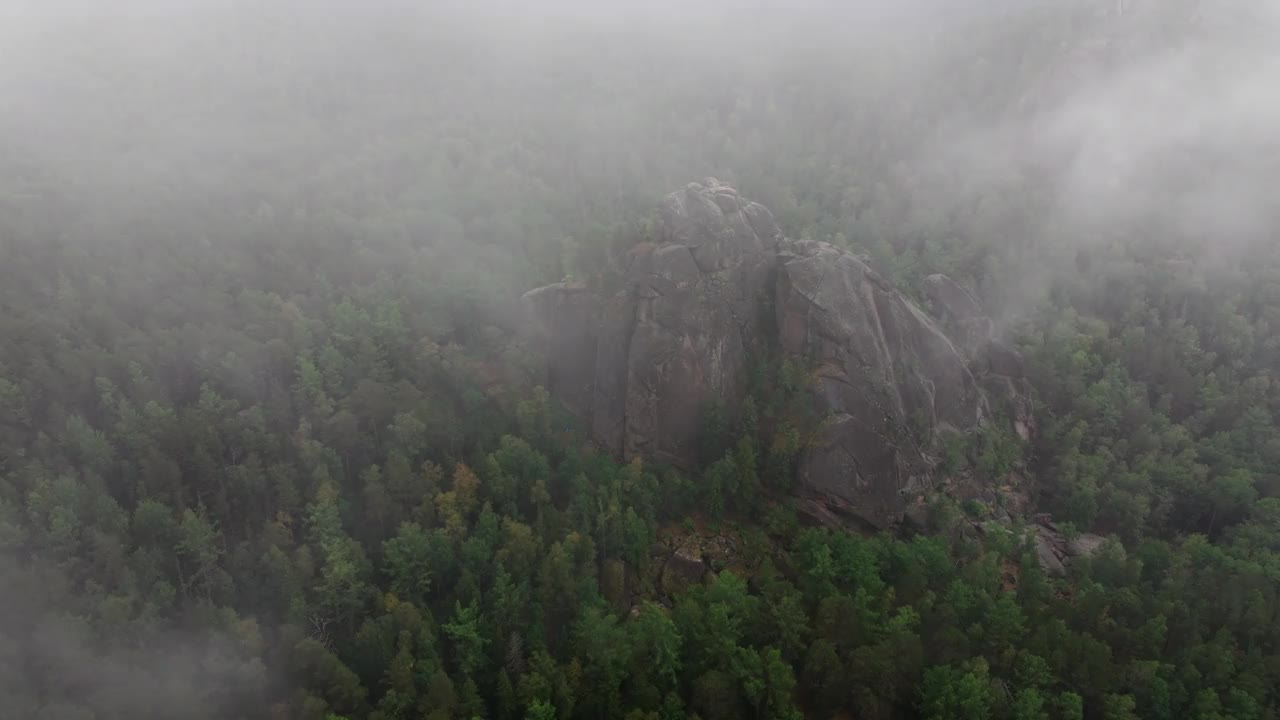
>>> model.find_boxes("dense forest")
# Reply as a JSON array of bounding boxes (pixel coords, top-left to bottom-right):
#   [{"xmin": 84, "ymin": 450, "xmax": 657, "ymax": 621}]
[{"xmin": 2, "ymin": 1, "xmax": 1280, "ymax": 718}]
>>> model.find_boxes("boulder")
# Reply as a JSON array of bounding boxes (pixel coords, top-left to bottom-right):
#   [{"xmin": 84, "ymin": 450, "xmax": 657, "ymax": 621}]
[
  {"xmin": 1066, "ymin": 533, "xmax": 1107, "ymax": 558},
  {"xmin": 902, "ymin": 501, "xmax": 932, "ymax": 532},
  {"xmin": 1035, "ymin": 533, "xmax": 1068, "ymax": 577},
  {"xmin": 1031, "ymin": 521, "xmax": 1115, "ymax": 575},
  {"xmin": 659, "ymin": 536, "xmax": 709, "ymax": 596}
]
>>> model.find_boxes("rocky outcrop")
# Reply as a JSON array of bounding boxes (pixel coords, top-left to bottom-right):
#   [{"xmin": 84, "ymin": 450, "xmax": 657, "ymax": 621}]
[
  {"xmin": 775, "ymin": 241, "xmax": 989, "ymax": 527},
  {"xmin": 524, "ymin": 179, "xmax": 1030, "ymax": 529},
  {"xmin": 653, "ymin": 533, "xmax": 740, "ymax": 597},
  {"xmin": 1032, "ymin": 520, "xmax": 1109, "ymax": 577},
  {"xmin": 925, "ymin": 273, "xmax": 1035, "ymax": 440},
  {"xmin": 523, "ymin": 282, "xmax": 602, "ymax": 421},
  {"xmin": 659, "ymin": 538, "xmax": 710, "ymax": 597},
  {"xmin": 525, "ymin": 180, "xmax": 778, "ymax": 466}
]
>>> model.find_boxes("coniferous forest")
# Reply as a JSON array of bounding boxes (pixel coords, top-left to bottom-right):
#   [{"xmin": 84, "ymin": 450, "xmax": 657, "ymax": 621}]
[{"xmin": 3, "ymin": 1, "xmax": 1280, "ymax": 719}]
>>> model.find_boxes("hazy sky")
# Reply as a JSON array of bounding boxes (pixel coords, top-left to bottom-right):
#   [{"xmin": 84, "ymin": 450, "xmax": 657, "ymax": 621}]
[{"xmin": 2, "ymin": 0, "xmax": 1278, "ymax": 293}]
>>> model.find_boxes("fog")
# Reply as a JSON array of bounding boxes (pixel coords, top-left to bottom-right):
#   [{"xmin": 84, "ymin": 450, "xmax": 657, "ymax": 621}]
[
  {"xmin": 6, "ymin": 2, "xmax": 1277, "ymax": 282},
  {"xmin": 3, "ymin": 1, "xmax": 1275, "ymax": 331},
  {"xmin": 3, "ymin": 0, "xmax": 1279, "ymax": 715},
  {"xmin": 0, "ymin": 552, "xmax": 268, "ymax": 718}
]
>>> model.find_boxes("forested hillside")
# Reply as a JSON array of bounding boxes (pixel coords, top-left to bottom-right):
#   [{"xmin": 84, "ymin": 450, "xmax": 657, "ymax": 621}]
[{"xmin": 2, "ymin": 1, "xmax": 1279, "ymax": 719}]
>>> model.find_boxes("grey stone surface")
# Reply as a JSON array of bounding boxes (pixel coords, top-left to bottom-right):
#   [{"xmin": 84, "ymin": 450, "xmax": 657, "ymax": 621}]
[{"xmin": 525, "ymin": 180, "xmax": 1030, "ymax": 529}]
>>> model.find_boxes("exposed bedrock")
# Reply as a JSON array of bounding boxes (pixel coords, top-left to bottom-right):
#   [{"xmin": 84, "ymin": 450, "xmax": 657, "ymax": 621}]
[{"xmin": 524, "ymin": 179, "xmax": 1030, "ymax": 529}]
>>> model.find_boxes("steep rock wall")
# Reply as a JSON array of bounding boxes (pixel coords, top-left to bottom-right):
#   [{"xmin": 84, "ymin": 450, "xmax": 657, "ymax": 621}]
[{"xmin": 525, "ymin": 179, "xmax": 1027, "ymax": 528}]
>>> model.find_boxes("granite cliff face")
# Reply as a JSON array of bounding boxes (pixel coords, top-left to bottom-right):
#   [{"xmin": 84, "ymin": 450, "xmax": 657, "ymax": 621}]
[
  {"xmin": 524, "ymin": 179, "xmax": 1029, "ymax": 529},
  {"xmin": 525, "ymin": 180, "xmax": 779, "ymax": 467}
]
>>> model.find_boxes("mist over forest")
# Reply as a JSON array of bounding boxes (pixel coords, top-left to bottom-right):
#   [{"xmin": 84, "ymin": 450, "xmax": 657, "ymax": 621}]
[{"xmin": 3, "ymin": 1, "xmax": 1280, "ymax": 719}]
